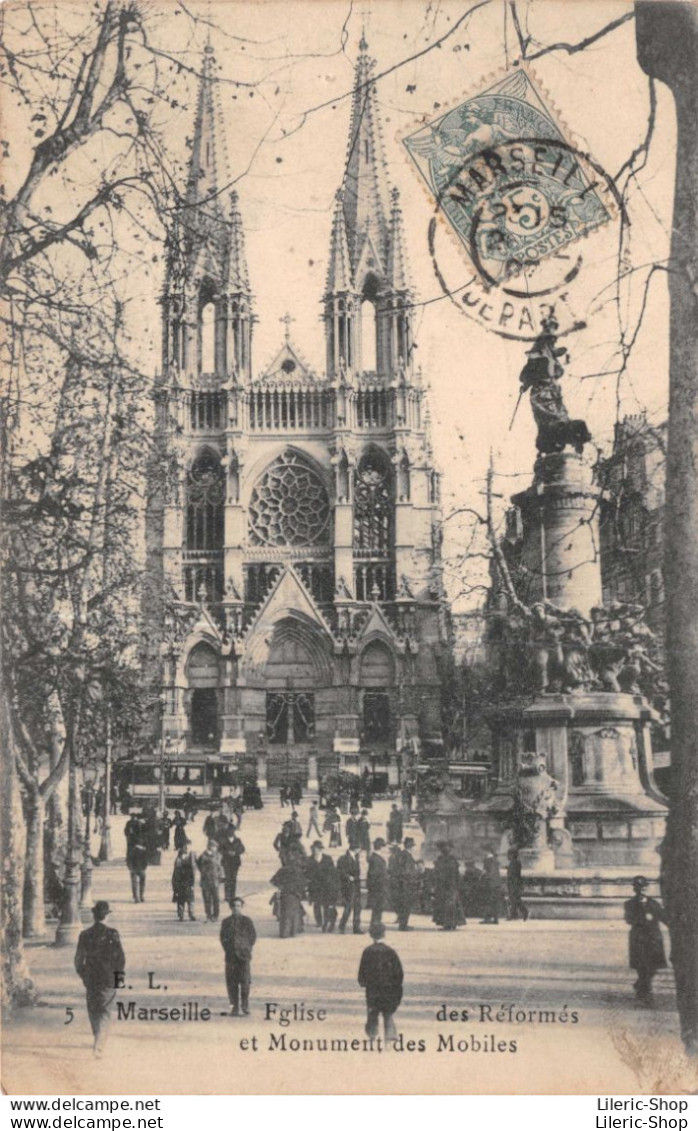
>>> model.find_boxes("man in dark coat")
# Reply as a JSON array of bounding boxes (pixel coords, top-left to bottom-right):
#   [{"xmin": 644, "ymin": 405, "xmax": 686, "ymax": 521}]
[
  {"xmin": 392, "ymin": 837, "xmax": 419, "ymax": 931},
  {"xmin": 357, "ymin": 809, "xmax": 371, "ymax": 853},
  {"xmin": 271, "ymin": 859, "xmax": 307, "ymax": 938},
  {"xmin": 386, "ymin": 804, "xmax": 403, "ymax": 845},
  {"xmin": 127, "ymin": 821, "xmax": 149, "ymax": 903},
  {"xmin": 220, "ymin": 897, "xmax": 257, "ymax": 1016},
  {"xmin": 481, "ymin": 846, "xmax": 503, "ymax": 925},
  {"xmin": 506, "ymin": 848, "xmax": 529, "ymax": 921},
  {"xmin": 624, "ymin": 875, "xmax": 667, "ymax": 1004},
  {"xmin": 366, "ymin": 838, "xmax": 390, "ymax": 928},
  {"xmin": 171, "ymin": 841, "xmax": 197, "ymax": 920},
  {"xmin": 346, "ymin": 812, "xmax": 361, "ymax": 850},
  {"xmin": 306, "ymin": 841, "xmax": 340, "ymax": 932},
  {"xmin": 460, "ymin": 860, "xmax": 484, "ymax": 920},
  {"xmin": 74, "ymin": 901, "xmax": 125, "ymax": 1057},
  {"xmin": 337, "ymin": 847, "xmax": 363, "ymax": 934},
  {"xmin": 219, "ymin": 828, "xmax": 245, "ymax": 903},
  {"xmin": 357, "ymin": 923, "xmax": 403, "ymax": 1042},
  {"xmin": 432, "ymin": 841, "xmax": 465, "ymax": 930}
]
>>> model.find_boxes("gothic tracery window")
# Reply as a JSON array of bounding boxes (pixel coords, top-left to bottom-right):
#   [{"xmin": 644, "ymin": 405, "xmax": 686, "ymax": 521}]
[
  {"xmin": 249, "ymin": 451, "xmax": 330, "ymax": 547},
  {"xmin": 354, "ymin": 452, "xmax": 392, "ymax": 556},
  {"xmin": 186, "ymin": 452, "xmax": 225, "ymax": 551},
  {"xmin": 353, "ymin": 451, "xmax": 394, "ymax": 600}
]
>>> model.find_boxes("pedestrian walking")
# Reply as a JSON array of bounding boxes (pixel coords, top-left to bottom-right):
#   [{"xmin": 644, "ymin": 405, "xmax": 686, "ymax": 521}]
[
  {"xmin": 172, "ymin": 842, "xmax": 197, "ymax": 920},
  {"xmin": 392, "ymin": 837, "xmax": 419, "ymax": 931},
  {"xmin": 337, "ymin": 846, "xmax": 363, "ymax": 934},
  {"xmin": 387, "ymin": 804, "xmax": 403, "ymax": 845},
  {"xmin": 324, "ymin": 804, "xmax": 342, "ymax": 848},
  {"xmin": 74, "ymin": 901, "xmax": 125, "ymax": 1058},
  {"xmin": 481, "ymin": 846, "xmax": 503, "ymax": 925},
  {"xmin": 460, "ymin": 860, "xmax": 484, "ymax": 919},
  {"xmin": 197, "ymin": 839, "xmax": 223, "ymax": 922},
  {"xmin": 367, "ymin": 838, "xmax": 390, "ymax": 929},
  {"xmin": 624, "ymin": 876, "xmax": 667, "ymax": 1005},
  {"xmin": 172, "ymin": 810, "xmax": 187, "ymax": 851},
  {"xmin": 220, "ymin": 898, "xmax": 257, "ymax": 1017},
  {"xmin": 219, "ymin": 828, "xmax": 245, "ymax": 902},
  {"xmin": 346, "ymin": 812, "xmax": 361, "ymax": 850},
  {"xmin": 306, "ymin": 841, "xmax": 340, "ymax": 932},
  {"xmin": 127, "ymin": 824, "xmax": 149, "ymax": 903},
  {"xmin": 506, "ymin": 848, "xmax": 529, "ymax": 921},
  {"xmin": 357, "ymin": 923, "xmax": 403, "ymax": 1043},
  {"xmin": 357, "ymin": 809, "xmax": 371, "ymax": 853},
  {"xmin": 307, "ymin": 800, "xmax": 322, "ymax": 839},
  {"xmin": 432, "ymin": 841, "xmax": 465, "ymax": 930},
  {"xmin": 270, "ymin": 859, "xmax": 307, "ymax": 938}
]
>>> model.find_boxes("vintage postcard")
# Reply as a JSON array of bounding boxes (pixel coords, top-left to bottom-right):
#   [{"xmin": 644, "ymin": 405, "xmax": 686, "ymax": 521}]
[{"xmin": 2, "ymin": 0, "xmax": 697, "ymax": 1097}]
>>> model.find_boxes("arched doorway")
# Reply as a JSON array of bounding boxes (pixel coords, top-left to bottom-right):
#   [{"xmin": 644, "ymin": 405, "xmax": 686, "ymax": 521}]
[
  {"xmin": 186, "ymin": 642, "xmax": 220, "ymax": 748},
  {"xmin": 261, "ymin": 618, "xmax": 331, "ymax": 786}
]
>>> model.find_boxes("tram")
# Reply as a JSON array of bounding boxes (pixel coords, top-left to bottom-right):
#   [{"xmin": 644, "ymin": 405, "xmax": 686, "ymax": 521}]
[{"xmin": 115, "ymin": 758, "xmax": 255, "ymax": 809}]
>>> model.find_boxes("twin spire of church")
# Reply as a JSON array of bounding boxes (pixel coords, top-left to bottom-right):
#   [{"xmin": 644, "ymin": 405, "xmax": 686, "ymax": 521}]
[{"xmin": 165, "ymin": 37, "xmax": 413, "ymax": 385}]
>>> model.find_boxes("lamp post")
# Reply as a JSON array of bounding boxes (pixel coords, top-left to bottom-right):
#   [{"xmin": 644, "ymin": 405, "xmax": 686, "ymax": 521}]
[
  {"xmin": 55, "ymin": 752, "xmax": 83, "ymax": 946},
  {"xmin": 98, "ymin": 713, "xmax": 113, "ymax": 862},
  {"xmin": 80, "ymin": 763, "xmax": 98, "ymax": 907}
]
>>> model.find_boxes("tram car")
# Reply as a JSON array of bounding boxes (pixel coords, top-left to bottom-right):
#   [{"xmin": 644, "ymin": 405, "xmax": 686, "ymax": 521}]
[{"xmin": 115, "ymin": 758, "xmax": 257, "ymax": 810}]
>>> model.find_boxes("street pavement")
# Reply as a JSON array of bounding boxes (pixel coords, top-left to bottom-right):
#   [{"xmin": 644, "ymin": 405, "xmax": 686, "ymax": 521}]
[{"xmin": 3, "ymin": 794, "xmax": 693, "ymax": 1096}]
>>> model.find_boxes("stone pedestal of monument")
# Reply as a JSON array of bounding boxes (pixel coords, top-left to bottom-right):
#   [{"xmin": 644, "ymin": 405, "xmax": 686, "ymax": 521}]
[{"xmin": 422, "ymin": 439, "xmax": 668, "ymax": 916}]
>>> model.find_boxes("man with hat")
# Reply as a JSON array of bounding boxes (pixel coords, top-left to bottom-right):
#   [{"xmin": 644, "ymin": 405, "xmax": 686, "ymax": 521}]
[
  {"xmin": 305, "ymin": 840, "xmax": 340, "ymax": 932},
  {"xmin": 366, "ymin": 838, "xmax": 390, "ymax": 929},
  {"xmin": 74, "ymin": 901, "xmax": 125, "ymax": 1057},
  {"xmin": 391, "ymin": 837, "xmax": 419, "ymax": 931},
  {"xmin": 357, "ymin": 922, "xmax": 404, "ymax": 1042},
  {"xmin": 220, "ymin": 897, "xmax": 257, "ymax": 1016},
  {"xmin": 624, "ymin": 876, "xmax": 668, "ymax": 1004}
]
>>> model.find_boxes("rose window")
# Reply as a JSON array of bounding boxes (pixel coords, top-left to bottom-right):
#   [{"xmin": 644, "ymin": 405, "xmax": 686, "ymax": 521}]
[{"xmin": 249, "ymin": 451, "xmax": 330, "ymax": 546}]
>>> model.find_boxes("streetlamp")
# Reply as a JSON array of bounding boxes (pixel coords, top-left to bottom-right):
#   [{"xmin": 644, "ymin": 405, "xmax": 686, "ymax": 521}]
[
  {"xmin": 98, "ymin": 713, "xmax": 113, "ymax": 862},
  {"xmin": 80, "ymin": 762, "xmax": 98, "ymax": 908},
  {"xmin": 55, "ymin": 752, "xmax": 83, "ymax": 946}
]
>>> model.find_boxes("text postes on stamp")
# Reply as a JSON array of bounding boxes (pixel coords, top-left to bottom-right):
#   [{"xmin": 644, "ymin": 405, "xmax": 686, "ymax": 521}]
[{"xmin": 403, "ymin": 69, "xmax": 614, "ymax": 287}]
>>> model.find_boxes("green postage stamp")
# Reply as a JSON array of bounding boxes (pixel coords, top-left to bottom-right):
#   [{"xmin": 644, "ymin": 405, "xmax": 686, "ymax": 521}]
[{"xmin": 403, "ymin": 69, "xmax": 615, "ymax": 287}]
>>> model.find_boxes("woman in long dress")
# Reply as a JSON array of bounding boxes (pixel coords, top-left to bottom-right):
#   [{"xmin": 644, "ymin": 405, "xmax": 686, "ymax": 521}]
[{"xmin": 432, "ymin": 841, "xmax": 465, "ymax": 930}]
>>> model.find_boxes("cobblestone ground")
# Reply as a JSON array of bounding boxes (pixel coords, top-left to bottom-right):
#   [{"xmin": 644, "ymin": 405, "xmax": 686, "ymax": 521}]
[{"xmin": 3, "ymin": 795, "xmax": 691, "ymax": 1096}]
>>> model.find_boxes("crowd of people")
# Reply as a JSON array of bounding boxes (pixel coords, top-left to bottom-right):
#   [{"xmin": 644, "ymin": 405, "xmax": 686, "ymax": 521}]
[
  {"xmin": 123, "ymin": 792, "xmax": 248, "ymax": 922},
  {"xmin": 71, "ymin": 791, "xmax": 669, "ymax": 1057}
]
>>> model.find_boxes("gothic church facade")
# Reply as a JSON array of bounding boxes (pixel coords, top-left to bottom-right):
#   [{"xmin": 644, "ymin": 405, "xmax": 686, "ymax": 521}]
[{"xmin": 144, "ymin": 41, "xmax": 450, "ymax": 789}]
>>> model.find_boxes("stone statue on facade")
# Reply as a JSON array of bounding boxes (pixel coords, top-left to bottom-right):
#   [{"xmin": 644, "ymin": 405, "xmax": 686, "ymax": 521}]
[{"xmin": 519, "ymin": 311, "xmax": 591, "ymax": 454}]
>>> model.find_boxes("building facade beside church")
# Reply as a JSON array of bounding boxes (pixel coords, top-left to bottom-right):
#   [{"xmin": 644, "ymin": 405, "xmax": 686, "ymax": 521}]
[{"xmin": 141, "ymin": 40, "xmax": 450, "ymax": 794}]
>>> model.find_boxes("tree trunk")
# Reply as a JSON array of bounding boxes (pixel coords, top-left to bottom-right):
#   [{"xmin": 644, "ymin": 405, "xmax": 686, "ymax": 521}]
[
  {"xmin": 0, "ymin": 685, "xmax": 36, "ymax": 1010},
  {"xmin": 636, "ymin": 0, "xmax": 698, "ymax": 1057},
  {"xmin": 22, "ymin": 787, "xmax": 46, "ymax": 938}
]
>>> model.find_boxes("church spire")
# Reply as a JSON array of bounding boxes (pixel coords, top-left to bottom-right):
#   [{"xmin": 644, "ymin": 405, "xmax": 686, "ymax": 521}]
[
  {"xmin": 162, "ymin": 45, "xmax": 254, "ymax": 383},
  {"xmin": 387, "ymin": 187, "xmax": 411, "ymax": 293},
  {"xmin": 326, "ymin": 190, "xmax": 354, "ymax": 294},
  {"xmin": 185, "ymin": 44, "xmax": 227, "ymax": 216},
  {"xmin": 340, "ymin": 37, "xmax": 391, "ymax": 280},
  {"xmin": 227, "ymin": 189, "xmax": 250, "ymax": 293}
]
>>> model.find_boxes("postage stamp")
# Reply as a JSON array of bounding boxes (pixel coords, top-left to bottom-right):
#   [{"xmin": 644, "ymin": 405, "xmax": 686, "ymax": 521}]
[{"xmin": 403, "ymin": 69, "xmax": 616, "ymax": 288}]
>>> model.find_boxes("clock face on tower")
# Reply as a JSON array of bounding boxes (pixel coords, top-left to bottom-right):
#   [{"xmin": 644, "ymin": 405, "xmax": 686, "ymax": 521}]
[{"xmin": 248, "ymin": 450, "xmax": 330, "ymax": 547}]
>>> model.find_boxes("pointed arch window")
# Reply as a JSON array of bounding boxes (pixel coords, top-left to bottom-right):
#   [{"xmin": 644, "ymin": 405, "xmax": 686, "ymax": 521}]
[
  {"xmin": 361, "ymin": 299, "xmax": 377, "ymax": 372},
  {"xmin": 201, "ymin": 301, "xmax": 216, "ymax": 374},
  {"xmin": 353, "ymin": 450, "xmax": 394, "ymax": 601},
  {"xmin": 186, "ymin": 452, "xmax": 225, "ymax": 552}
]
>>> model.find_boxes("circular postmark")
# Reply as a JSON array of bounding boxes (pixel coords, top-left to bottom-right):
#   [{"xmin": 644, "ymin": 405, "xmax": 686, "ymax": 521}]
[{"xmin": 426, "ymin": 136, "xmax": 625, "ymax": 342}]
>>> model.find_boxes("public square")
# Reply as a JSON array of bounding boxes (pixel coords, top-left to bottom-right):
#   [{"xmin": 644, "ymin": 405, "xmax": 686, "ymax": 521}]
[{"xmin": 3, "ymin": 795, "xmax": 691, "ymax": 1096}]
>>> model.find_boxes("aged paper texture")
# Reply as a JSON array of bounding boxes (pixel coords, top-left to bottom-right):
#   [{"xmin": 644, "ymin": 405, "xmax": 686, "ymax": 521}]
[{"xmin": 2, "ymin": 0, "xmax": 697, "ymax": 1096}]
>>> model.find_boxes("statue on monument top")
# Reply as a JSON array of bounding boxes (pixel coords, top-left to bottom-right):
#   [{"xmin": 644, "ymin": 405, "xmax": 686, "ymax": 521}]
[{"xmin": 518, "ymin": 310, "xmax": 592, "ymax": 455}]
